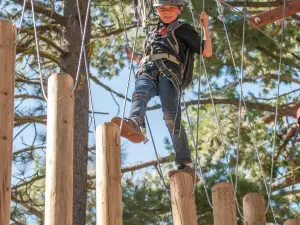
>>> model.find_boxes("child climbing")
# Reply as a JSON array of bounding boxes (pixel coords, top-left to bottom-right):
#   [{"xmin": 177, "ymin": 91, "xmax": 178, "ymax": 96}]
[{"xmin": 112, "ymin": 0, "xmax": 212, "ymax": 171}]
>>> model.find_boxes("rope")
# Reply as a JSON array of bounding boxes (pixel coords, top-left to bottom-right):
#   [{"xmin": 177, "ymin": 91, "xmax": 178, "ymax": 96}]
[
  {"xmin": 236, "ymin": 1, "xmax": 247, "ymax": 199},
  {"xmin": 75, "ymin": 0, "xmax": 97, "ymax": 132},
  {"xmin": 187, "ymin": 4, "xmax": 243, "ymax": 218},
  {"xmin": 219, "ymin": 0, "xmax": 299, "ymax": 62},
  {"xmin": 17, "ymin": 0, "xmax": 27, "ymax": 37},
  {"xmin": 267, "ymin": 0, "xmax": 287, "ymax": 216},
  {"xmin": 119, "ymin": 28, "xmax": 139, "ymax": 131},
  {"xmin": 186, "ymin": 0, "xmax": 205, "ymax": 193},
  {"xmin": 145, "ymin": 115, "xmax": 171, "ymax": 200},
  {"xmin": 215, "ymin": 0, "xmax": 279, "ymax": 222},
  {"xmin": 119, "ymin": 0, "xmax": 130, "ymax": 44},
  {"xmin": 234, "ymin": 1, "xmax": 247, "ymax": 219},
  {"xmin": 202, "ymin": 58, "xmax": 246, "ymax": 218},
  {"xmin": 72, "ymin": 0, "xmax": 91, "ymax": 94},
  {"xmin": 182, "ymin": 94, "xmax": 214, "ymax": 209},
  {"xmin": 141, "ymin": 0, "xmax": 147, "ymax": 27},
  {"xmin": 29, "ymin": 0, "xmax": 48, "ymax": 101},
  {"xmin": 119, "ymin": 0, "xmax": 141, "ymax": 133}
]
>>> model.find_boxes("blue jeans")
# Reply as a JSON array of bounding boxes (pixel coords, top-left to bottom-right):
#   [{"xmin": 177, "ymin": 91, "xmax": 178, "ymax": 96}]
[{"xmin": 129, "ymin": 67, "xmax": 192, "ymax": 165}]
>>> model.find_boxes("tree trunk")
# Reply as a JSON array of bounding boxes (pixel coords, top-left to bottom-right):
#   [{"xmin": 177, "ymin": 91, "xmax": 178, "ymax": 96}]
[{"xmin": 61, "ymin": 1, "xmax": 91, "ymax": 225}]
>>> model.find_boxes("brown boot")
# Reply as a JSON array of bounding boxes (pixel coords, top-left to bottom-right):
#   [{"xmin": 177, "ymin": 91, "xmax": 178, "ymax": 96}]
[{"xmin": 111, "ymin": 117, "xmax": 146, "ymax": 143}]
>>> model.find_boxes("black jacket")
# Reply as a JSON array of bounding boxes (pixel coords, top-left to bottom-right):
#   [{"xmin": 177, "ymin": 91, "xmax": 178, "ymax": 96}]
[{"xmin": 138, "ymin": 21, "xmax": 203, "ymax": 90}]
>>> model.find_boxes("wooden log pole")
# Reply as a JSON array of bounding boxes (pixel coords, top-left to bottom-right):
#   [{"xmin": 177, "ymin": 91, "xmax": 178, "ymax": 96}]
[
  {"xmin": 96, "ymin": 123, "xmax": 122, "ymax": 225},
  {"xmin": 243, "ymin": 193, "xmax": 266, "ymax": 225},
  {"xmin": 284, "ymin": 219, "xmax": 300, "ymax": 225},
  {"xmin": 212, "ymin": 182, "xmax": 237, "ymax": 225},
  {"xmin": 169, "ymin": 170, "xmax": 198, "ymax": 225},
  {"xmin": 0, "ymin": 20, "xmax": 16, "ymax": 225},
  {"xmin": 44, "ymin": 73, "xmax": 74, "ymax": 225}
]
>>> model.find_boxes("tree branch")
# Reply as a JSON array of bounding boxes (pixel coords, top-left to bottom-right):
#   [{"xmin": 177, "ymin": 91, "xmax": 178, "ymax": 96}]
[
  {"xmin": 14, "ymin": 115, "xmax": 46, "ymax": 127},
  {"xmin": 257, "ymin": 74, "xmax": 300, "ymax": 85},
  {"xmin": 20, "ymin": 24, "xmax": 61, "ymax": 34},
  {"xmin": 121, "ymin": 156, "xmax": 171, "ymax": 173},
  {"xmin": 12, "ymin": 174, "xmax": 45, "ymax": 190},
  {"xmin": 90, "ymin": 75, "xmax": 132, "ymax": 102},
  {"xmin": 257, "ymin": 46, "xmax": 300, "ymax": 70},
  {"xmin": 15, "ymin": 94, "xmax": 46, "ymax": 101},
  {"xmin": 88, "ymin": 156, "xmax": 172, "ymax": 180},
  {"xmin": 17, "ymin": 47, "xmax": 65, "ymax": 70},
  {"xmin": 92, "ymin": 24, "xmax": 138, "ymax": 39},
  {"xmin": 16, "ymin": 0, "xmax": 66, "ymax": 26},
  {"xmin": 13, "ymin": 146, "xmax": 45, "ymax": 157},
  {"xmin": 20, "ymin": 30, "xmax": 67, "ymax": 54},
  {"xmin": 11, "ymin": 193, "xmax": 43, "ymax": 219},
  {"xmin": 16, "ymin": 76, "xmax": 40, "ymax": 86},
  {"xmin": 147, "ymin": 98, "xmax": 276, "ymax": 112},
  {"xmin": 272, "ymin": 175, "xmax": 300, "ymax": 191},
  {"xmin": 262, "ymin": 102, "xmax": 300, "ymax": 123}
]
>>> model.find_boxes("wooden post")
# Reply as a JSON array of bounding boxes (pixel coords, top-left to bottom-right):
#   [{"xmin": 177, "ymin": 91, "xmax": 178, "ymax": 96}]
[
  {"xmin": 169, "ymin": 170, "xmax": 198, "ymax": 225},
  {"xmin": 44, "ymin": 73, "xmax": 74, "ymax": 225},
  {"xmin": 243, "ymin": 193, "xmax": 266, "ymax": 225},
  {"xmin": 284, "ymin": 219, "xmax": 300, "ymax": 225},
  {"xmin": 0, "ymin": 20, "xmax": 16, "ymax": 225},
  {"xmin": 212, "ymin": 182, "xmax": 237, "ymax": 225},
  {"xmin": 96, "ymin": 123, "xmax": 122, "ymax": 225},
  {"xmin": 249, "ymin": 0, "xmax": 300, "ymax": 28}
]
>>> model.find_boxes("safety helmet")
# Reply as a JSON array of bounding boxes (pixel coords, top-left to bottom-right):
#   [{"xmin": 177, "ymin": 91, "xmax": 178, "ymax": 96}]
[{"xmin": 153, "ymin": 0, "xmax": 185, "ymax": 7}]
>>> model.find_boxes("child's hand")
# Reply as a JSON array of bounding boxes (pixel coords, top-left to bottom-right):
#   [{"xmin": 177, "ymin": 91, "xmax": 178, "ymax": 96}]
[
  {"xmin": 125, "ymin": 45, "xmax": 142, "ymax": 63},
  {"xmin": 125, "ymin": 45, "xmax": 134, "ymax": 60},
  {"xmin": 199, "ymin": 11, "xmax": 209, "ymax": 28}
]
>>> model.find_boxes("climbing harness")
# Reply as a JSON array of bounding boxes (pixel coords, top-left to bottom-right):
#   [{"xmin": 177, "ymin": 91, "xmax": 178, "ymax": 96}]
[
  {"xmin": 140, "ymin": 53, "xmax": 180, "ymax": 66},
  {"xmin": 142, "ymin": 20, "xmax": 197, "ymax": 90}
]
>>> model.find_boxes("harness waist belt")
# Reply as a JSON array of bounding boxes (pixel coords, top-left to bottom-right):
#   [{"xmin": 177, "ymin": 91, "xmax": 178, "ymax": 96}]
[{"xmin": 140, "ymin": 53, "xmax": 180, "ymax": 66}]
